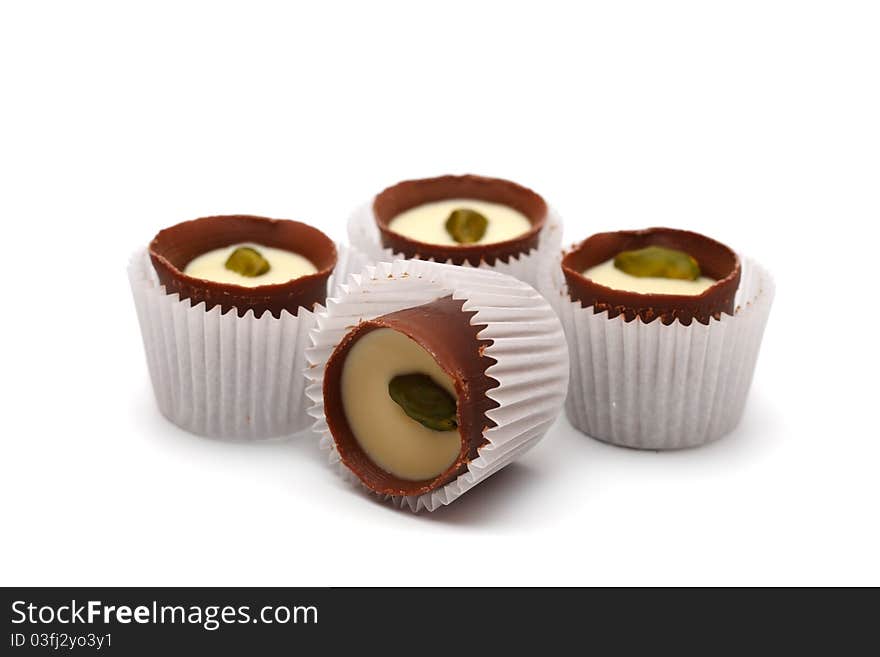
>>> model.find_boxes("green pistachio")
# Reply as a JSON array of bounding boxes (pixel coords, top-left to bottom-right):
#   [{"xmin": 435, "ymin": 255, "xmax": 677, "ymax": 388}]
[
  {"xmin": 388, "ymin": 373, "xmax": 458, "ymax": 432},
  {"xmin": 613, "ymin": 245, "xmax": 701, "ymax": 280},
  {"xmin": 445, "ymin": 208, "xmax": 488, "ymax": 244},
  {"xmin": 225, "ymin": 246, "xmax": 271, "ymax": 277}
]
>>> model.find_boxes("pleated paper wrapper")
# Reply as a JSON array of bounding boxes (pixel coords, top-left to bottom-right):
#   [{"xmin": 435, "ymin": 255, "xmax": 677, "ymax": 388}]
[
  {"xmin": 305, "ymin": 259, "xmax": 570, "ymax": 512},
  {"xmin": 128, "ymin": 244, "xmax": 369, "ymax": 440},
  {"xmin": 347, "ymin": 201, "xmax": 564, "ymax": 290},
  {"xmin": 538, "ymin": 255, "xmax": 774, "ymax": 449}
]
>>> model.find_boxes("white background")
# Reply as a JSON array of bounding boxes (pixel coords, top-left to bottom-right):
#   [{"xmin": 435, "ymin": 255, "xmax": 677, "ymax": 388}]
[{"xmin": 1, "ymin": 1, "xmax": 878, "ymax": 586}]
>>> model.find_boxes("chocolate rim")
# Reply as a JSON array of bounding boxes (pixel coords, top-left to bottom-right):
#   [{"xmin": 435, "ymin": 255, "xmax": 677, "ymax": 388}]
[
  {"xmin": 561, "ymin": 227, "xmax": 741, "ymax": 326},
  {"xmin": 373, "ymin": 174, "xmax": 548, "ymax": 266},
  {"xmin": 149, "ymin": 215, "xmax": 337, "ymax": 319},
  {"xmin": 322, "ymin": 297, "xmax": 499, "ymax": 497}
]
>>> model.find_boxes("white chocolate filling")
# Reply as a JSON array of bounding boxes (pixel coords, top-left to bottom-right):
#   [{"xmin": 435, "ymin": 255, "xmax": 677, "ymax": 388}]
[
  {"xmin": 387, "ymin": 199, "xmax": 532, "ymax": 246},
  {"xmin": 183, "ymin": 243, "xmax": 317, "ymax": 287},
  {"xmin": 583, "ymin": 258, "xmax": 716, "ymax": 295},
  {"xmin": 340, "ymin": 328, "xmax": 461, "ymax": 481}
]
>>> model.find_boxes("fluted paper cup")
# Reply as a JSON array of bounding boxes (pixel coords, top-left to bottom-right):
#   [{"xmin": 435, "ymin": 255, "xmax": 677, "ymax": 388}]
[
  {"xmin": 128, "ymin": 244, "xmax": 368, "ymax": 440},
  {"xmin": 347, "ymin": 201, "xmax": 564, "ymax": 290},
  {"xmin": 539, "ymin": 254, "xmax": 774, "ymax": 449},
  {"xmin": 305, "ymin": 259, "xmax": 569, "ymax": 512}
]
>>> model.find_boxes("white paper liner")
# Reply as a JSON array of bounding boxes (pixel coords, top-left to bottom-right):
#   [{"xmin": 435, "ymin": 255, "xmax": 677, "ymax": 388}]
[
  {"xmin": 128, "ymin": 243, "xmax": 369, "ymax": 440},
  {"xmin": 538, "ymin": 255, "xmax": 775, "ymax": 449},
  {"xmin": 347, "ymin": 200, "xmax": 564, "ymax": 290},
  {"xmin": 305, "ymin": 259, "xmax": 570, "ymax": 512}
]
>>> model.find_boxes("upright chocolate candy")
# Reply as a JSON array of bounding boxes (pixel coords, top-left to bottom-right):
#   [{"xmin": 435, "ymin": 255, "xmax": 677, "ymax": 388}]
[
  {"xmin": 322, "ymin": 297, "xmax": 500, "ymax": 497},
  {"xmin": 562, "ymin": 227, "xmax": 742, "ymax": 325},
  {"xmin": 149, "ymin": 215, "xmax": 337, "ymax": 318},
  {"xmin": 373, "ymin": 174, "xmax": 548, "ymax": 266}
]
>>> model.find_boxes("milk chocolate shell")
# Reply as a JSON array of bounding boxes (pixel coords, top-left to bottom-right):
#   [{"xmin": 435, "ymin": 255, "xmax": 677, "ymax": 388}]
[
  {"xmin": 322, "ymin": 297, "xmax": 500, "ymax": 497},
  {"xmin": 149, "ymin": 215, "xmax": 337, "ymax": 319},
  {"xmin": 373, "ymin": 174, "xmax": 547, "ymax": 266},
  {"xmin": 561, "ymin": 227, "xmax": 741, "ymax": 326}
]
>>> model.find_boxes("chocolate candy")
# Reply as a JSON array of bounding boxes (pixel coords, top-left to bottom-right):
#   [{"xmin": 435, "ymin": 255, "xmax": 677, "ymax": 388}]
[
  {"xmin": 562, "ymin": 227, "xmax": 741, "ymax": 325},
  {"xmin": 373, "ymin": 174, "xmax": 548, "ymax": 266},
  {"xmin": 322, "ymin": 296, "xmax": 499, "ymax": 497},
  {"xmin": 149, "ymin": 215, "xmax": 337, "ymax": 318}
]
